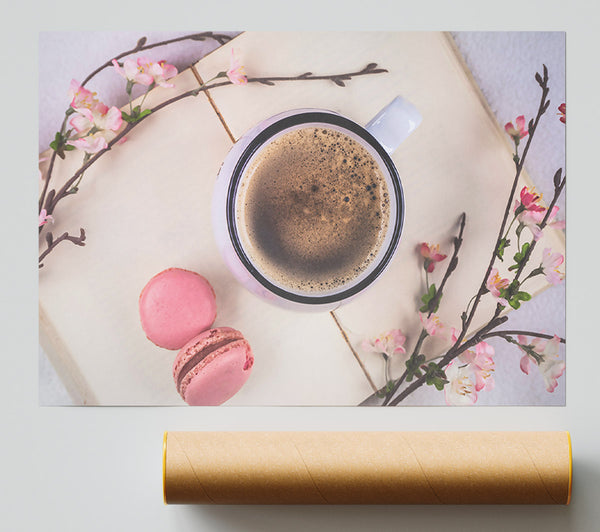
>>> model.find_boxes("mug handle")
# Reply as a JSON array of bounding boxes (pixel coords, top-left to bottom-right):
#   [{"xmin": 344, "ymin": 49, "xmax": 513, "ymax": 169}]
[{"xmin": 365, "ymin": 96, "xmax": 422, "ymax": 155}]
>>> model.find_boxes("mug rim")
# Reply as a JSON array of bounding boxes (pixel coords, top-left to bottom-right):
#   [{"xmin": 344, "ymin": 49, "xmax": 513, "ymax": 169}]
[{"xmin": 226, "ymin": 110, "xmax": 405, "ymax": 305}]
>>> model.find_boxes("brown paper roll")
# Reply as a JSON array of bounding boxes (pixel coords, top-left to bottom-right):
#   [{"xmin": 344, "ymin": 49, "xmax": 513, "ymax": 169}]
[{"xmin": 163, "ymin": 431, "xmax": 572, "ymax": 505}]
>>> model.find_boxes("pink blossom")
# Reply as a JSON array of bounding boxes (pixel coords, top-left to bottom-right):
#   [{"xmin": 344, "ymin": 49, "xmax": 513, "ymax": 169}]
[
  {"xmin": 514, "ymin": 186, "xmax": 545, "ymax": 214},
  {"xmin": 39, "ymin": 209, "xmax": 53, "ymax": 227},
  {"xmin": 545, "ymin": 205, "xmax": 566, "ymax": 232},
  {"xmin": 486, "ymin": 268, "xmax": 510, "ymax": 306},
  {"xmin": 558, "ymin": 103, "xmax": 566, "ymax": 124},
  {"xmin": 450, "ymin": 327, "xmax": 459, "ymax": 344},
  {"xmin": 112, "ymin": 58, "xmax": 154, "ymax": 86},
  {"xmin": 459, "ymin": 341, "xmax": 495, "ymax": 392},
  {"xmin": 69, "ymin": 105, "xmax": 123, "ymax": 134},
  {"xmin": 541, "ymin": 248, "xmax": 565, "ymax": 285},
  {"xmin": 143, "ymin": 58, "xmax": 178, "ymax": 87},
  {"xmin": 517, "ymin": 205, "xmax": 565, "ymax": 241},
  {"xmin": 419, "ymin": 312, "xmax": 446, "ymax": 337},
  {"xmin": 505, "ymin": 115, "xmax": 529, "ymax": 141},
  {"xmin": 227, "ymin": 49, "xmax": 247, "ymax": 86},
  {"xmin": 517, "ymin": 335, "xmax": 565, "ymax": 392},
  {"xmin": 67, "ymin": 81, "xmax": 122, "ymax": 134},
  {"xmin": 444, "ymin": 361, "xmax": 477, "ymax": 405},
  {"xmin": 362, "ymin": 329, "xmax": 407, "ymax": 358},
  {"xmin": 68, "ymin": 79, "xmax": 98, "ymax": 110},
  {"xmin": 68, "ymin": 133, "xmax": 108, "ymax": 154},
  {"xmin": 419, "ymin": 243, "xmax": 447, "ymax": 273}
]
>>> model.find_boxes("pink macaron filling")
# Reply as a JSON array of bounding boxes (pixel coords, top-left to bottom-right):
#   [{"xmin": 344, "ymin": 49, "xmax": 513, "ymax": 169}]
[{"xmin": 174, "ymin": 327, "xmax": 254, "ymax": 406}]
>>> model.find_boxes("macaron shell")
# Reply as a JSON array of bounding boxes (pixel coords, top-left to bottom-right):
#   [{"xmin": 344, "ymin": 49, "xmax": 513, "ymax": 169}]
[
  {"xmin": 139, "ymin": 268, "xmax": 217, "ymax": 350},
  {"xmin": 180, "ymin": 339, "xmax": 253, "ymax": 406}
]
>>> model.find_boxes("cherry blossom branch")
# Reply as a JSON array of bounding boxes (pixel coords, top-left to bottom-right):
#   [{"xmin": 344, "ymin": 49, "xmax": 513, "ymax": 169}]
[
  {"xmin": 379, "ymin": 212, "xmax": 466, "ymax": 405},
  {"xmin": 79, "ymin": 33, "xmax": 233, "ymax": 88},
  {"xmin": 425, "ymin": 212, "xmax": 466, "ymax": 315},
  {"xmin": 513, "ymin": 171, "xmax": 566, "ymax": 282},
  {"xmin": 482, "ymin": 330, "xmax": 565, "ymax": 344},
  {"xmin": 362, "ymin": 65, "xmax": 563, "ymax": 407},
  {"xmin": 387, "ymin": 315, "xmax": 508, "ymax": 406},
  {"xmin": 39, "ymin": 32, "xmax": 233, "ymax": 217},
  {"xmin": 451, "ymin": 65, "xmax": 550, "ymax": 351},
  {"xmin": 39, "ymin": 63, "xmax": 389, "ymax": 265},
  {"xmin": 38, "ymin": 229, "xmax": 86, "ymax": 268}
]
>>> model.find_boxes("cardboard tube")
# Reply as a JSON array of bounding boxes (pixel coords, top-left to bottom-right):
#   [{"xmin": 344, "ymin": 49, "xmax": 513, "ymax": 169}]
[{"xmin": 163, "ymin": 431, "xmax": 572, "ymax": 505}]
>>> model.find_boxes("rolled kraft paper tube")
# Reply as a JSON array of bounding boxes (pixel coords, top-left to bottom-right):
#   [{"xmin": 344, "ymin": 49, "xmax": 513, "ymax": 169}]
[{"xmin": 163, "ymin": 431, "xmax": 572, "ymax": 505}]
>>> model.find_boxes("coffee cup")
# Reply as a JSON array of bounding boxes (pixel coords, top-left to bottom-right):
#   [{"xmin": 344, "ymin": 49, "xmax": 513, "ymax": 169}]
[{"xmin": 212, "ymin": 97, "xmax": 421, "ymax": 311}]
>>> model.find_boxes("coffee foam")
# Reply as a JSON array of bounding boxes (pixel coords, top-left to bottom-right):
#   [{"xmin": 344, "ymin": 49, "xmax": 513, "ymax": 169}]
[{"xmin": 236, "ymin": 126, "xmax": 391, "ymax": 293}]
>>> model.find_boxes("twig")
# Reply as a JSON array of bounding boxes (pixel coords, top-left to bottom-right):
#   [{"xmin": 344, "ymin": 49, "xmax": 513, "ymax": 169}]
[
  {"xmin": 39, "ymin": 32, "xmax": 232, "ymax": 216},
  {"xmin": 380, "ymin": 67, "xmax": 559, "ymax": 407},
  {"xmin": 513, "ymin": 172, "xmax": 566, "ymax": 281},
  {"xmin": 482, "ymin": 330, "xmax": 565, "ymax": 344},
  {"xmin": 38, "ymin": 229, "xmax": 86, "ymax": 268},
  {"xmin": 80, "ymin": 33, "xmax": 233, "ymax": 88},
  {"xmin": 42, "ymin": 63, "xmax": 389, "ymax": 226},
  {"xmin": 453, "ymin": 65, "xmax": 550, "ymax": 350},
  {"xmin": 377, "ymin": 213, "xmax": 467, "ymax": 405},
  {"xmin": 427, "ymin": 212, "xmax": 466, "ymax": 315},
  {"xmin": 387, "ymin": 315, "xmax": 508, "ymax": 406}
]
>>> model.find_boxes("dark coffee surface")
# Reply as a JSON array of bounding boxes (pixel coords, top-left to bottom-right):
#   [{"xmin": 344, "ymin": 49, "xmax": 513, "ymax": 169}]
[{"xmin": 236, "ymin": 126, "xmax": 390, "ymax": 292}]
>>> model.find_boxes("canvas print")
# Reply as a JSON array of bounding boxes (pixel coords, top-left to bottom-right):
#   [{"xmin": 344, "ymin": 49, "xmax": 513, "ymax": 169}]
[{"xmin": 38, "ymin": 31, "xmax": 565, "ymax": 406}]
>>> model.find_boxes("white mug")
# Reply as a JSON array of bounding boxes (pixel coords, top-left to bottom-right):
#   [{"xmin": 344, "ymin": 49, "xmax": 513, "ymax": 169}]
[{"xmin": 212, "ymin": 97, "xmax": 421, "ymax": 311}]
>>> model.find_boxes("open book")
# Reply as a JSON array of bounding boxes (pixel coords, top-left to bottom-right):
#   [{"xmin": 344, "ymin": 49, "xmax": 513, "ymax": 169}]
[{"xmin": 39, "ymin": 32, "xmax": 565, "ymax": 405}]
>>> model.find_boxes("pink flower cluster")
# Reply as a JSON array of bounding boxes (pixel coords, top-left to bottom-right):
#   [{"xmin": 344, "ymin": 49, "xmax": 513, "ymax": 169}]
[
  {"xmin": 112, "ymin": 57, "xmax": 178, "ymax": 88},
  {"xmin": 362, "ymin": 329, "xmax": 407, "ymax": 358},
  {"xmin": 67, "ymin": 80, "xmax": 123, "ymax": 154},
  {"xmin": 445, "ymin": 341, "xmax": 495, "ymax": 405},
  {"xmin": 517, "ymin": 335, "xmax": 565, "ymax": 392},
  {"xmin": 514, "ymin": 186, "xmax": 565, "ymax": 241}
]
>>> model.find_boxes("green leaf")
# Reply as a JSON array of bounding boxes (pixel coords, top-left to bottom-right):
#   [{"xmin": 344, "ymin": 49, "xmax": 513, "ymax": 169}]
[
  {"xmin": 423, "ymin": 363, "xmax": 449, "ymax": 391},
  {"xmin": 137, "ymin": 109, "xmax": 152, "ymax": 120},
  {"xmin": 121, "ymin": 112, "xmax": 137, "ymax": 123},
  {"xmin": 512, "ymin": 242, "xmax": 530, "ymax": 269},
  {"xmin": 508, "ymin": 298, "xmax": 521, "ymax": 310},
  {"xmin": 406, "ymin": 354, "xmax": 426, "ymax": 382},
  {"xmin": 64, "ymin": 144, "xmax": 75, "ymax": 151},
  {"xmin": 516, "ymin": 291, "xmax": 531, "ymax": 301},
  {"xmin": 49, "ymin": 140, "xmax": 58, "ymax": 151},
  {"xmin": 420, "ymin": 284, "xmax": 439, "ymax": 313},
  {"xmin": 496, "ymin": 238, "xmax": 510, "ymax": 260}
]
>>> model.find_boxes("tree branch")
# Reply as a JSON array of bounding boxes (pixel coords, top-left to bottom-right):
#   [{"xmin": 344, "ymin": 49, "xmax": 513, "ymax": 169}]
[
  {"xmin": 40, "ymin": 62, "xmax": 390, "ymax": 264},
  {"xmin": 482, "ymin": 330, "xmax": 565, "ymax": 344},
  {"xmin": 38, "ymin": 229, "xmax": 86, "ymax": 268}
]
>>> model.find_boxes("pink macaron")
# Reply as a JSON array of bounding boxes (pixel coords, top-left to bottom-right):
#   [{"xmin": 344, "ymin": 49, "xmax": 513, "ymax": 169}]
[
  {"xmin": 139, "ymin": 268, "xmax": 217, "ymax": 350},
  {"xmin": 173, "ymin": 327, "xmax": 254, "ymax": 406}
]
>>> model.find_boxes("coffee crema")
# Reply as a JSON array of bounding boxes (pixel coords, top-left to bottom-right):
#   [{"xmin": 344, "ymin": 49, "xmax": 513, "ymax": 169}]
[{"xmin": 235, "ymin": 126, "xmax": 391, "ymax": 293}]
